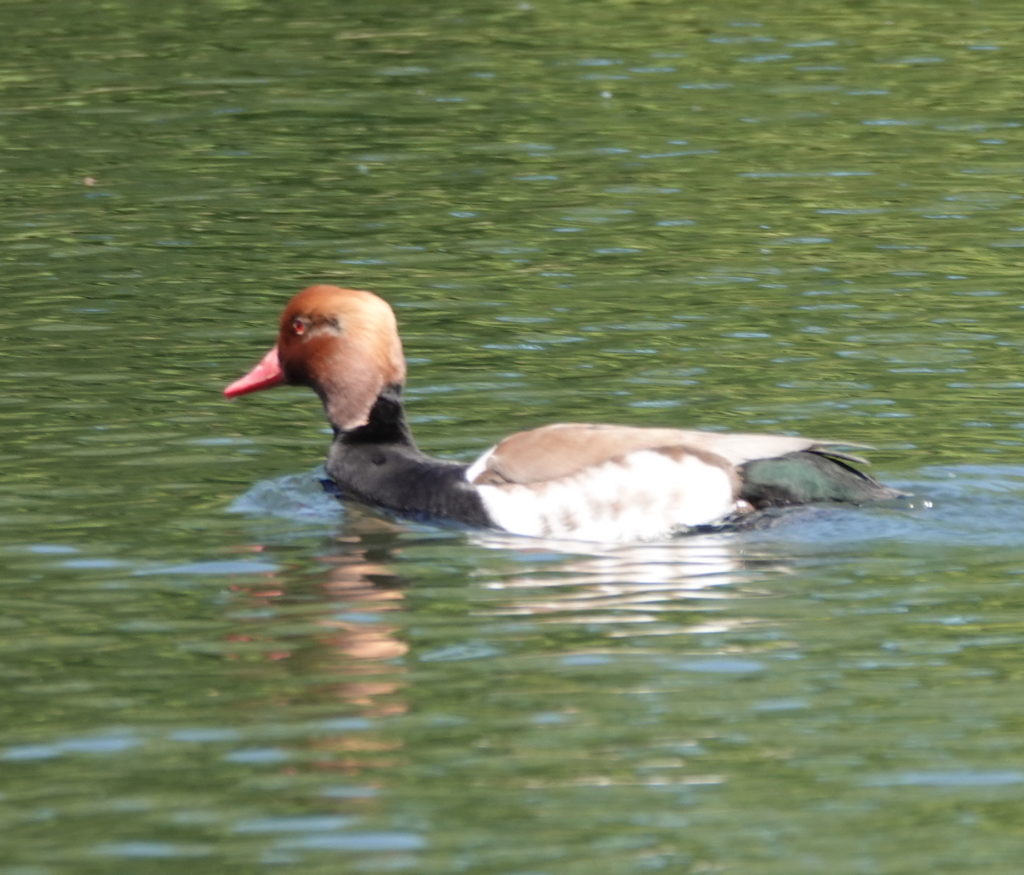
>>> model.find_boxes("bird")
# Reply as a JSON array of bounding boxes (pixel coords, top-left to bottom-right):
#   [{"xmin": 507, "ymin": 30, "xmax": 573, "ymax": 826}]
[{"xmin": 224, "ymin": 285, "xmax": 900, "ymax": 542}]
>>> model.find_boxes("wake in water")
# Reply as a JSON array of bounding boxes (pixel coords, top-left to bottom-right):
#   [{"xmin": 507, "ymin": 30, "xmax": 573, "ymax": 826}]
[{"xmin": 229, "ymin": 468, "xmax": 344, "ymax": 523}]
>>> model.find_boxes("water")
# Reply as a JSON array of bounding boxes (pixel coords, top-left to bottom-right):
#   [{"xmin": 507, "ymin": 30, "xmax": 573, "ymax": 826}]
[{"xmin": 4, "ymin": 0, "xmax": 1024, "ymax": 871}]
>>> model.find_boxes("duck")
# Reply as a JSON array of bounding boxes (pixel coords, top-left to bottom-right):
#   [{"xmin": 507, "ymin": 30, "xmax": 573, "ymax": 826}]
[{"xmin": 225, "ymin": 285, "xmax": 900, "ymax": 542}]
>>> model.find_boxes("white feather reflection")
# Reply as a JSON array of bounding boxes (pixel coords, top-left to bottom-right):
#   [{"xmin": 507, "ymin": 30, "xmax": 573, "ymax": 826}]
[{"xmin": 465, "ymin": 529, "xmax": 786, "ymax": 632}]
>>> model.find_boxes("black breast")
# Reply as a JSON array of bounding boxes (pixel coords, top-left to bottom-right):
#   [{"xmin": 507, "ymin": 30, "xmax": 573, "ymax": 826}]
[{"xmin": 326, "ymin": 440, "xmax": 493, "ymax": 528}]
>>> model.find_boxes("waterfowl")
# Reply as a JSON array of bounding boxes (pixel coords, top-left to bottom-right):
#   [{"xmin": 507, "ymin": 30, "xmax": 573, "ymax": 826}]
[{"xmin": 225, "ymin": 285, "xmax": 899, "ymax": 542}]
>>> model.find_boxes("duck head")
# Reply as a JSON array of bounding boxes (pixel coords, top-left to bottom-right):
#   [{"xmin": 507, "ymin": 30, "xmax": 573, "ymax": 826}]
[{"xmin": 224, "ymin": 285, "xmax": 406, "ymax": 431}]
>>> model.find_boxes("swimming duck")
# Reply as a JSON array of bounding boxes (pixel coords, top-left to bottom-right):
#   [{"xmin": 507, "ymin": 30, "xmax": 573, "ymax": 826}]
[{"xmin": 225, "ymin": 285, "xmax": 899, "ymax": 541}]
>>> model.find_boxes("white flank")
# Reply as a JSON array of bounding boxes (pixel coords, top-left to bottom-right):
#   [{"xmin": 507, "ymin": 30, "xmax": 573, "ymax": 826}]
[{"xmin": 473, "ymin": 450, "xmax": 738, "ymax": 543}]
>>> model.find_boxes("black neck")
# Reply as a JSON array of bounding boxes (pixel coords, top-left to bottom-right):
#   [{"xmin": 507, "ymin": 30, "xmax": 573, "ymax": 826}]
[{"xmin": 335, "ymin": 383, "xmax": 415, "ymax": 447}]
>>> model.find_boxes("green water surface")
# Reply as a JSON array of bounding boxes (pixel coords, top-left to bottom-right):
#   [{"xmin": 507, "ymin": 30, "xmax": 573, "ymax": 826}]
[{"xmin": 4, "ymin": 1, "xmax": 1024, "ymax": 872}]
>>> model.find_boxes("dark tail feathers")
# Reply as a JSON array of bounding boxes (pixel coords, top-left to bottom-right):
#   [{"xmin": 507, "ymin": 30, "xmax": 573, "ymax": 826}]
[{"xmin": 739, "ymin": 450, "xmax": 903, "ymax": 509}]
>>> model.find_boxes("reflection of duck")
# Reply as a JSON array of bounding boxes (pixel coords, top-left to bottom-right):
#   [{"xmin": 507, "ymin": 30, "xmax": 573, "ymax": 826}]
[
  {"xmin": 469, "ymin": 530, "xmax": 778, "ymax": 631},
  {"xmin": 228, "ymin": 525, "xmax": 410, "ymax": 716},
  {"xmin": 225, "ymin": 285, "xmax": 899, "ymax": 542}
]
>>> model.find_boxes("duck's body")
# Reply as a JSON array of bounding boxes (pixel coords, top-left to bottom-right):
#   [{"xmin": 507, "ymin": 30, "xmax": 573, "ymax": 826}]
[{"xmin": 225, "ymin": 285, "xmax": 899, "ymax": 542}]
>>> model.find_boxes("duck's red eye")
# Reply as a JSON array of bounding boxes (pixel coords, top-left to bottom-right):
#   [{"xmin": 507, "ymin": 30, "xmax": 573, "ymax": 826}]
[{"xmin": 292, "ymin": 318, "xmax": 306, "ymax": 335}]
